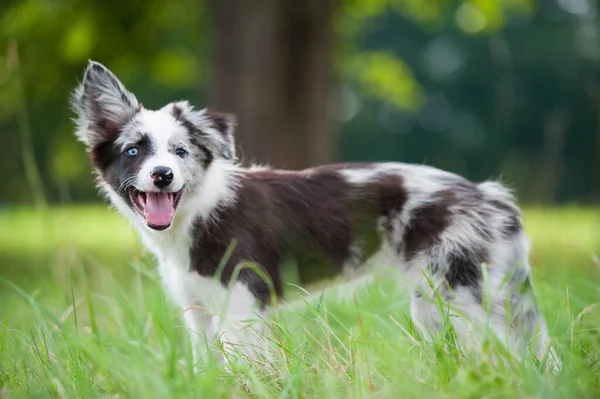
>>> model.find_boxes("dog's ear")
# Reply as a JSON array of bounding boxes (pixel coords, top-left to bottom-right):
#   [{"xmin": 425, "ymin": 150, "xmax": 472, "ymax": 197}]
[
  {"xmin": 71, "ymin": 60, "xmax": 140, "ymax": 148},
  {"xmin": 202, "ymin": 109, "xmax": 237, "ymax": 160},
  {"xmin": 169, "ymin": 101, "xmax": 237, "ymax": 161}
]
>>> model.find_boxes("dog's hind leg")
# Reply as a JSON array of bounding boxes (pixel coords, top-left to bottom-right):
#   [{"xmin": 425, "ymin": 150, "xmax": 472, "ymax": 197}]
[
  {"xmin": 410, "ymin": 289, "xmax": 443, "ymax": 340},
  {"xmin": 406, "ymin": 251, "xmax": 501, "ymax": 357}
]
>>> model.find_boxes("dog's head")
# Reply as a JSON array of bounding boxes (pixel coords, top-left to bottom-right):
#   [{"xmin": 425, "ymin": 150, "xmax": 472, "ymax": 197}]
[{"xmin": 72, "ymin": 60, "xmax": 236, "ymax": 231}]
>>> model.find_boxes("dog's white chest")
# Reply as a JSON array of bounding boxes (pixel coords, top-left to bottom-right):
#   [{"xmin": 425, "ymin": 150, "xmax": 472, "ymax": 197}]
[{"xmin": 145, "ymin": 230, "xmax": 254, "ymax": 318}]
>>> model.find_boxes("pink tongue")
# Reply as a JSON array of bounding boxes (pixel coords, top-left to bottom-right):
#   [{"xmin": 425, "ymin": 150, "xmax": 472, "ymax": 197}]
[{"xmin": 144, "ymin": 193, "xmax": 175, "ymax": 227}]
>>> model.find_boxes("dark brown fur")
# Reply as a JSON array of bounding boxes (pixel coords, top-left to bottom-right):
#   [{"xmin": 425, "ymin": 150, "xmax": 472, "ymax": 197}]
[{"xmin": 188, "ymin": 165, "xmax": 409, "ymax": 305}]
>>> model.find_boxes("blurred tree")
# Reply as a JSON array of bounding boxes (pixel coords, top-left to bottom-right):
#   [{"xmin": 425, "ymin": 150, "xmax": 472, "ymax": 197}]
[{"xmin": 208, "ymin": 0, "xmax": 335, "ymax": 169}]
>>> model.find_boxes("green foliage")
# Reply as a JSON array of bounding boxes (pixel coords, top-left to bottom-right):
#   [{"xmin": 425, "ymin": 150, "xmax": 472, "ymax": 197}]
[
  {"xmin": 0, "ymin": 206, "xmax": 599, "ymax": 397},
  {"xmin": 337, "ymin": 0, "xmax": 535, "ymax": 107},
  {"xmin": 340, "ymin": 0, "xmax": 534, "ymax": 30},
  {"xmin": 338, "ymin": 2, "xmax": 600, "ymax": 203},
  {"xmin": 350, "ymin": 51, "xmax": 424, "ymax": 111}
]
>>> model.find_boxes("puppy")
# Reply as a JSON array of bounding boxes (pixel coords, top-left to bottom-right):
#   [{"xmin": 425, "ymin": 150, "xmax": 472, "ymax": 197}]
[{"xmin": 72, "ymin": 60, "xmax": 558, "ymax": 370}]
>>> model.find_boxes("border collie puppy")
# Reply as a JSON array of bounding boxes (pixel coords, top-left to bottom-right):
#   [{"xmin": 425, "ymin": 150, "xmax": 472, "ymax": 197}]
[{"xmin": 72, "ymin": 61, "xmax": 558, "ymax": 370}]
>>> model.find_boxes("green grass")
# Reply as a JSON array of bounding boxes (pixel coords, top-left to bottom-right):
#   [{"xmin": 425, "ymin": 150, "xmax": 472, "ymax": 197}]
[{"xmin": 1, "ymin": 205, "xmax": 599, "ymax": 398}]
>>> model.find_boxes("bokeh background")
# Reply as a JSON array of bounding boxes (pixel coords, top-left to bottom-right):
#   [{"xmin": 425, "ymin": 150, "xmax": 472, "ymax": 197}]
[
  {"xmin": 0, "ymin": 1, "xmax": 599, "ymax": 291},
  {"xmin": 1, "ymin": 0, "xmax": 600, "ymax": 206}
]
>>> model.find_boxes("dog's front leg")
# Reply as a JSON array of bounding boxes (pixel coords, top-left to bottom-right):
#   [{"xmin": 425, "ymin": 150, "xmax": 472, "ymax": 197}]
[
  {"xmin": 215, "ymin": 309, "xmax": 270, "ymax": 366},
  {"xmin": 183, "ymin": 302, "xmax": 219, "ymax": 371},
  {"xmin": 208, "ymin": 283, "xmax": 272, "ymax": 369}
]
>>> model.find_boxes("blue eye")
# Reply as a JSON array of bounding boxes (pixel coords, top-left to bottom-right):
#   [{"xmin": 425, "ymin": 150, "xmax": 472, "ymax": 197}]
[
  {"xmin": 126, "ymin": 147, "xmax": 139, "ymax": 156},
  {"xmin": 175, "ymin": 148, "xmax": 187, "ymax": 158}
]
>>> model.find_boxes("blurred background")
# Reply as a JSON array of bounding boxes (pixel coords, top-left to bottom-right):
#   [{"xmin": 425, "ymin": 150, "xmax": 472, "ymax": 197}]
[
  {"xmin": 0, "ymin": 0, "xmax": 599, "ymax": 291},
  {"xmin": 1, "ymin": 0, "xmax": 599, "ymax": 206}
]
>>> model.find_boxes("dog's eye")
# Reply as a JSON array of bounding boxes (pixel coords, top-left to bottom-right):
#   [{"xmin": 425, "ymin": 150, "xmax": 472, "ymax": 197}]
[
  {"xmin": 126, "ymin": 147, "xmax": 139, "ymax": 156},
  {"xmin": 175, "ymin": 148, "xmax": 187, "ymax": 158}
]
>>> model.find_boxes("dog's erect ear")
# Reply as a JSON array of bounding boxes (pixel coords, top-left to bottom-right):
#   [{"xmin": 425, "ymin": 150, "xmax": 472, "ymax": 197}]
[
  {"xmin": 169, "ymin": 101, "xmax": 237, "ymax": 161},
  {"xmin": 202, "ymin": 109, "xmax": 237, "ymax": 160},
  {"xmin": 71, "ymin": 60, "xmax": 139, "ymax": 148}
]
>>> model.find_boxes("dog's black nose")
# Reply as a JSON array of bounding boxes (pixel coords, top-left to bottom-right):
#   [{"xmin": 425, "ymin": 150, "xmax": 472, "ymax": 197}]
[{"xmin": 151, "ymin": 166, "xmax": 174, "ymax": 188}]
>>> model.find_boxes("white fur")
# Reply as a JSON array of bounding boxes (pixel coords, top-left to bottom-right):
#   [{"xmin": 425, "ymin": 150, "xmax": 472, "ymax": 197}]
[{"xmin": 128, "ymin": 110, "xmax": 189, "ymax": 192}]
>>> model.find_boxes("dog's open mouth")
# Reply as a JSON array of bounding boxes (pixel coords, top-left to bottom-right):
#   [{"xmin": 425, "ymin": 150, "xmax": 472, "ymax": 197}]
[{"xmin": 127, "ymin": 187, "xmax": 184, "ymax": 230}]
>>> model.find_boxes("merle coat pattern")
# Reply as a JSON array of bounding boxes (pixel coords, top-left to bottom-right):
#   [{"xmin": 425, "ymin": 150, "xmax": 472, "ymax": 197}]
[{"xmin": 72, "ymin": 61, "xmax": 558, "ymax": 370}]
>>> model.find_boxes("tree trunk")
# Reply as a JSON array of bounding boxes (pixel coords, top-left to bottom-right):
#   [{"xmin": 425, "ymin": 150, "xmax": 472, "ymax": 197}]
[{"xmin": 208, "ymin": 0, "xmax": 336, "ymax": 170}]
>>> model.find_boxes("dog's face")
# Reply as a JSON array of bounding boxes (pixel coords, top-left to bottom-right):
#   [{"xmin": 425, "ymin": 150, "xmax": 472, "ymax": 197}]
[{"xmin": 72, "ymin": 61, "xmax": 236, "ymax": 231}]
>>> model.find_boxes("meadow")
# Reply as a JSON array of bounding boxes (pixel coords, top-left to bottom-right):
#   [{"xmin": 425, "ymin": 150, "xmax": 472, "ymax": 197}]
[{"xmin": 0, "ymin": 205, "xmax": 599, "ymax": 398}]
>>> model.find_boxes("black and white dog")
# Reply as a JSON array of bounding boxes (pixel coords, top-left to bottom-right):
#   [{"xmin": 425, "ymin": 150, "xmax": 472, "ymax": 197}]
[{"xmin": 72, "ymin": 61, "xmax": 558, "ymax": 369}]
